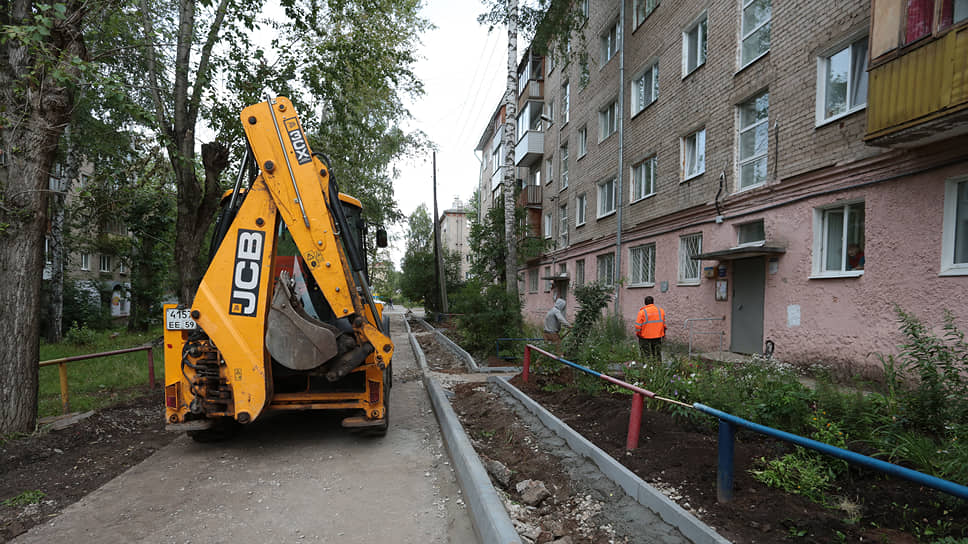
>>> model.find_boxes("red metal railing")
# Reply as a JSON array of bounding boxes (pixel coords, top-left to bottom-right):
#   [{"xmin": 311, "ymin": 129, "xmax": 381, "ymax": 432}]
[
  {"xmin": 39, "ymin": 345, "xmax": 157, "ymax": 414},
  {"xmin": 523, "ymin": 344, "xmax": 686, "ymax": 450}
]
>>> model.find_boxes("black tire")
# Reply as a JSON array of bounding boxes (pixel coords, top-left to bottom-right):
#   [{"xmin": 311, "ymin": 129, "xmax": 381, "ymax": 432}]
[
  {"xmin": 382, "ymin": 314, "xmax": 390, "ymax": 335},
  {"xmin": 188, "ymin": 417, "xmax": 241, "ymax": 443}
]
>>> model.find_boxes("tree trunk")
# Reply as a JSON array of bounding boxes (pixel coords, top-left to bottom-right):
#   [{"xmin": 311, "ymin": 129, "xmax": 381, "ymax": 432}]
[
  {"xmin": 0, "ymin": 0, "xmax": 86, "ymax": 433},
  {"xmin": 502, "ymin": 0, "xmax": 519, "ymax": 297},
  {"xmin": 47, "ymin": 128, "xmax": 79, "ymax": 342}
]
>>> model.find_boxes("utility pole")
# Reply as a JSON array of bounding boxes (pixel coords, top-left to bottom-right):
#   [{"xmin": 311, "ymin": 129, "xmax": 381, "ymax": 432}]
[{"xmin": 432, "ymin": 152, "xmax": 448, "ymax": 314}]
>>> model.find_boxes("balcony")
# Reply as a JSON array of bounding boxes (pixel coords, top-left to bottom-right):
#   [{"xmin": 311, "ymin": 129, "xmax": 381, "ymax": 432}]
[
  {"xmin": 516, "ymin": 184, "xmax": 542, "ymax": 209},
  {"xmin": 866, "ymin": 23, "xmax": 968, "ymax": 147},
  {"xmin": 514, "ymin": 130, "xmax": 544, "ymax": 166}
]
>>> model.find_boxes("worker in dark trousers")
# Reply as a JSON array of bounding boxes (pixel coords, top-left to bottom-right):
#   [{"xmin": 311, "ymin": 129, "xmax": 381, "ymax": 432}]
[{"xmin": 634, "ymin": 296, "xmax": 666, "ymax": 362}]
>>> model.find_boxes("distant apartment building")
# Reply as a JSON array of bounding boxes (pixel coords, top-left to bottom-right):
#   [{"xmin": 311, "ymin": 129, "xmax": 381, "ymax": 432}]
[
  {"xmin": 439, "ymin": 198, "xmax": 471, "ymax": 280},
  {"xmin": 44, "ymin": 164, "xmax": 132, "ymax": 319},
  {"xmin": 477, "ymin": 0, "xmax": 968, "ymax": 370}
]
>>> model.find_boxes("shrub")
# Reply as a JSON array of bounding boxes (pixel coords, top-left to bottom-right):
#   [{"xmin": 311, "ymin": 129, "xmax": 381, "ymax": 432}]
[
  {"xmin": 562, "ymin": 281, "xmax": 613, "ymax": 356},
  {"xmin": 65, "ymin": 321, "xmax": 97, "ymax": 346},
  {"xmin": 451, "ymin": 279, "xmax": 522, "ymax": 356}
]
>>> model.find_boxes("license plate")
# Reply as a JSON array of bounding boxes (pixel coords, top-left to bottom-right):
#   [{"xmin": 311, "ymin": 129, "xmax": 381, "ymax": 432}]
[{"xmin": 165, "ymin": 308, "xmax": 197, "ymax": 330}]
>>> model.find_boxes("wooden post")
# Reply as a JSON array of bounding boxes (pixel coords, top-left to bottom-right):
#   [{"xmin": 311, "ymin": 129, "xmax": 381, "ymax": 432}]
[{"xmin": 58, "ymin": 363, "xmax": 70, "ymax": 414}]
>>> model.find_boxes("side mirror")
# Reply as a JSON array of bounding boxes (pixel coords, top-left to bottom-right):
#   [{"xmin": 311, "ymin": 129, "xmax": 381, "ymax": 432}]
[{"xmin": 376, "ymin": 227, "xmax": 388, "ymax": 248}]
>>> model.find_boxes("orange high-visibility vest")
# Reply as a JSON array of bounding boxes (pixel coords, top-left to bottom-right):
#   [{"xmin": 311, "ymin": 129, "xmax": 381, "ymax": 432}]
[{"xmin": 635, "ymin": 305, "xmax": 666, "ymax": 339}]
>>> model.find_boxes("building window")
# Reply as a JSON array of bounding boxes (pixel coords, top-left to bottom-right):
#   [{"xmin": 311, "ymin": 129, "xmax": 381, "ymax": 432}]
[
  {"xmin": 630, "ymin": 244, "xmax": 656, "ymax": 286},
  {"xmin": 681, "ymin": 128, "xmax": 706, "ymax": 180},
  {"xmin": 818, "ymin": 36, "xmax": 868, "ymax": 123},
  {"xmin": 905, "ymin": 0, "xmax": 934, "ymax": 43},
  {"xmin": 599, "ymin": 100, "xmax": 618, "ymax": 141},
  {"xmin": 561, "ymin": 81, "xmax": 570, "ymax": 124},
  {"xmin": 544, "ymin": 265, "xmax": 552, "ymax": 292},
  {"xmin": 576, "ymin": 259, "xmax": 585, "ymax": 286},
  {"xmin": 631, "ymin": 156, "xmax": 657, "ymax": 202},
  {"xmin": 597, "ymin": 177, "xmax": 616, "ymax": 217},
  {"xmin": 813, "ymin": 202, "xmax": 865, "ymax": 276},
  {"xmin": 544, "ymin": 212, "xmax": 553, "ymax": 239},
  {"xmin": 576, "ymin": 193, "xmax": 587, "ymax": 226},
  {"xmin": 631, "ymin": 61, "xmax": 659, "ymax": 116},
  {"xmin": 529, "ymin": 268, "xmax": 539, "ymax": 293},
  {"xmin": 597, "ymin": 253, "xmax": 615, "ymax": 286},
  {"xmin": 560, "ymin": 144, "xmax": 569, "ymax": 189},
  {"xmin": 579, "ymin": 57, "xmax": 590, "ymax": 89},
  {"xmin": 738, "ymin": 91, "xmax": 769, "ymax": 191},
  {"xmin": 546, "ymin": 157, "xmax": 553, "ymax": 185},
  {"xmin": 941, "ymin": 178, "xmax": 968, "ymax": 275},
  {"xmin": 940, "ymin": 0, "xmax": 968, "ymax": 29},
  {"xmin": 740, "ymin": 0, "xmax": 771, "ymax": 67},
  {"xmin": 578, "ymin": 125, "xmax": 587, "ymax": 157},
  {"xmin": 545, "ymin": 99, "xmax": 555, "ymax": 128},
  {"xmin": 580, "ymin": 0, "xmax": 589, "ymax": 18},
  {"xmin": 99, "ymin": 255, "xmax": 112, "ymax": 273},
  {"xmin": 633, "ymin": 0, "xmax": 659, "ymax": 27},
  {"xmin": 679, "ymin": 233, "xmax": 702, "ymax": 284},
  {"xmin": 80, "ymin": 253, "xmax": 90, "ymax": 271},
  {"xmin": 119, "ymin": 261, "xmax": 127, "ymax": 275},
  {"xmin": 683, "ymin": 13, "xmax": 707, "ymax": 76},
  {"xmin": 559, "ymin": 204, "xmax": 568, "ymax": 247},
  {"xmin": 45, "ymin": 238, "xmax": 52, "ymax": 264},
  {"xmin": 601, "ymin": 22, "xmax": 619, "ymax": 65},
  {"xmin": 737, "ymin": 220, "xmax": 766, "ymax": 245}
]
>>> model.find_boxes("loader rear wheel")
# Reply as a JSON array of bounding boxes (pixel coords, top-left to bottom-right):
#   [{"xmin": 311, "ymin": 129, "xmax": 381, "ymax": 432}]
[{"xmin": 188, "ymin": 417, "xmax": 241, "ymax": 443}]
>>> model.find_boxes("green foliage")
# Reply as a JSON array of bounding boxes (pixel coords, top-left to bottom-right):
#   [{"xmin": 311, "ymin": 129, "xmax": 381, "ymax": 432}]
[
  {"xmin": 451, "ymin": 280, "xmax": 523, "ymax": 356},
  {"xmin": 399, "ymin": 205, "xmax": 461, "ymax": 312},
  {"xmin": 61, "ymin": 280, "xmax": 109, "ymax": 330},
  {"xmin": 561, "ymin": 281, "xmax": 612, "ymax": 355},
  {"xmin": 751, "ymin": 411, "xmax": 848, "ymax": 504},
  {"xmin": 569, "ymin": 315, "xmax": 638, "ymax": 393},
  {"xmin": 468, "ymin": 199, "xmax": 546, "ymax": 285},
  {"xmin": 65, "ymin": 322, "xmax": 97, "ymax": 346},
  {"xmin": 2, "ymin": 490, "xmax": 46, "ymax": 507}
]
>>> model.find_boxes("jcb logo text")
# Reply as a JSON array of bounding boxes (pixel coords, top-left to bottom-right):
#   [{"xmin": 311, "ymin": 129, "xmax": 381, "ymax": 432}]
[
  {"xmin": 230, "ymin": 230, "xmax": 264, "ymax": 316},
  {"xmin": 284, "ymin": 117, "xmax": 312, "ymax": 165}
]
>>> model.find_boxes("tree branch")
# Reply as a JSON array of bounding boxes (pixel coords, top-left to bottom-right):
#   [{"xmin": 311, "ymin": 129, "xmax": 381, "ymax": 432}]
[
  {"xmin": 139, "ymin": 0, "xmax": 171, "ymax": 140},
  {"xmin": 187, "ymin": 0, "xmax": 232, "ymax": 127}
]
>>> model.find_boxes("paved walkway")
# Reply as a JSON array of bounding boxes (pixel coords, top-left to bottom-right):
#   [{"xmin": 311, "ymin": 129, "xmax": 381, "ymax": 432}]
[{"xmin": 15, "ymin": 308, "xmax": 475, "ymax": 544}]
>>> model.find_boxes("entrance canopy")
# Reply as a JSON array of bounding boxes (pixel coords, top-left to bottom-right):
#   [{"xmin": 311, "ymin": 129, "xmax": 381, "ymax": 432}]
[{"xmin": 693, "ymin": 244, "xmax": 786, "ymax": 261}]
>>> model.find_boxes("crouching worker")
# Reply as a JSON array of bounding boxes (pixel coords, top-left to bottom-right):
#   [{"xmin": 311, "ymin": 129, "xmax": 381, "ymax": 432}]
[{"xmin": 543, "ymin": 298, "xmax": 570, "ymax": 353}]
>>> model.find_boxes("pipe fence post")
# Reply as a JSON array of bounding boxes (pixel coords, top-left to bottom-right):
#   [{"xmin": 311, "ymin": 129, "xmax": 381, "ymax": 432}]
[
  {"xmin": 523, "ymin": 345, "xmax": 531, "ymax": 382},
  {"xmin": 58, "ymin": 362, "xmax": 70, "ymax": 414},
  {"xmin": 717, "ymin": 419, "xmax": 735, "ymax": 503},
  {"xmin": 626, "ymin": 392, "xmax": 643, "ymax": 450},
  {"xmin": 146, "ymin": 347, "xmax": 156, "ymax": 388}
]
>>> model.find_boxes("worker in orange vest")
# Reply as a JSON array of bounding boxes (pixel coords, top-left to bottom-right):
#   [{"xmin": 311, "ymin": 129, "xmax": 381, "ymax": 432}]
[{"xmin": 634, "ymin": 296, "xmax": 666, "ymax": 361}]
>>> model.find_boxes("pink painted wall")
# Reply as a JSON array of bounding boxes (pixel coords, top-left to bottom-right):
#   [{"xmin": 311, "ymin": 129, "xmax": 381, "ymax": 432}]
[{"xmin": 521, "ymin": 164, "xmax": 968, "ymax": 372}]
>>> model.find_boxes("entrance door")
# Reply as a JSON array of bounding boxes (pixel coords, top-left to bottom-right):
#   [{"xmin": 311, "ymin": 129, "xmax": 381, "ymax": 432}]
[{"xmin": 730, "ymin": 257, "xmax": 765, "ymax": 354}]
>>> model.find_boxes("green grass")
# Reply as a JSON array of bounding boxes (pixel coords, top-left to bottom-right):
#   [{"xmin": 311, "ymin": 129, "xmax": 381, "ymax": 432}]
[{"xmin": 38, "ymin": 328, "xmax": 165, "ymax": 419}]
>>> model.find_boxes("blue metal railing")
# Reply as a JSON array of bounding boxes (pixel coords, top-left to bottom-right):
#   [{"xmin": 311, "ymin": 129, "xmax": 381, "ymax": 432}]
[{"xmin": 693, "ymin": 403, "xmax": 968, "ymax": 502}]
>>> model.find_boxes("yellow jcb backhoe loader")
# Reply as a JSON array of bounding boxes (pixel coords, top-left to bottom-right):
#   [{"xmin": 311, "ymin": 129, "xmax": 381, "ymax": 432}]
[{"xmin": 162, "ymin": 96, "xmax": 393, "ymax": 441}]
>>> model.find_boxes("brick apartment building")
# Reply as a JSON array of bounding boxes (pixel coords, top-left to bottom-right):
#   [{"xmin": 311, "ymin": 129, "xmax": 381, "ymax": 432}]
[
  {"xmin": 477, "ymin": 0, "xmax": 968, "ymax": 369},
  {"xmin": 439, "ymin": 198, "xmax": 472, "ymax": 280}
]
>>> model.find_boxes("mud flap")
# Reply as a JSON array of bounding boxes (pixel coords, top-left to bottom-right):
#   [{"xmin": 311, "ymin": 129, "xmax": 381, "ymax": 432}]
[{"xmin": 265, "ymin": 271, "xmax": 341, "ymax": 370}]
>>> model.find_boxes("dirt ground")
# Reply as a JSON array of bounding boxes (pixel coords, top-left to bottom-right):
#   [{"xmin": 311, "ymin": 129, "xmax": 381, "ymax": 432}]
[
  {"xmin": 498, "ymin": 373, "xmax": 967, "ymax": 544},
  {"xmin": 0, "ymin": 387, "xmax": 173, "ymax": 542}
]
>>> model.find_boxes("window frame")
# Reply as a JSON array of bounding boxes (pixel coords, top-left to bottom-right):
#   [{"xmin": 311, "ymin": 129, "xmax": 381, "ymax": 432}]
[
  {"xmin": 682, "ymin": 12, "xmax": 708, "ymax": 77},
  {"xmin": 599, "ymin": 100, "xmax": 618, "ymax": 141},
  {"xmin": 578, "ymin": 125, "xmax": 588, "ymax": 158},
  {"xmin": 737, "ymin": 90, "xmax": 769, "ymax": 192},
  {"xmin": 80, "ymin": 253, "xmax": 90, "ymax": 271},
  {"xmin": 941, "ymin": 176, "xmax": 968, "ymax": 276},
  {"xmin": 739, "ymin": 0, "xmax": 771, "ymax": 68},
  {"xmin": 631, "ymin": 60, "xmax": 659, "ymax": 116},
  {"xmin": 560, "ymin": 143, "xmax": 569, "ymax": 189},
  {"xmin": 576, "ymin": 259, "xmax": 585, "ymax": 286},
  {"xmin": 597, "ymin": 252, "xmax": 616, "ymax": 286},
  {"xmin": 601, "ymin": 21, "xmax": 620, "ymax": 65},
  {"xmin": 561, "ymin": 81, "xmax": 570, "ymax": 125},
  {"xmin": 681, "ymin": 127, "xmax": 706, "ymax": 181},
  {"xmin": 559, "ymin": 203, "xmax": 569, "ymax": 247},
  {"xmin": 631, "ymin": 155, "xmax": 657, "ymax": 202},
  {"xmin": 99, "ymin": 254, "xmax": 111, "ymax": 273},
  {"xmin": 811, "ymin": 200, "xmax": 866, "ymax": 278},
  {"xmin": 544, "ymin": 211, "xmax": 553, "ymax": 239},
  {"xmin": 597, "ymin": 177, "xmax": 617, "ymax": 218},
  {"xmin": 678, "ymin": 233, "xmax": 703, "ymax": 285},
  {"xmin": 736, "ymin": 219, "xmax": 766, "ymax": 246},
  {"xmin": 544, "ymin": 265, "xmax": 552, "ymax": 292},
  {"xmin": 546, "ymin": 156, "xmax": 554, "ymax": 185},
  {"xmin": 576, "ymin": 193, "xmax": 587, "ymax": 226},
  {"xmin": 629, "ymin": 243, "xmax": 656, "ymax": 287},
  {"xmin": 633, "ymin": 0, "xmax": 660, "ymax": 28},
  {"xmin": 529, "ymin": 268, "xmax": 539, "ymax": 293},
  {"xmin": 816, "ymin": 35, "xmax": 869, "ymax": 126}
]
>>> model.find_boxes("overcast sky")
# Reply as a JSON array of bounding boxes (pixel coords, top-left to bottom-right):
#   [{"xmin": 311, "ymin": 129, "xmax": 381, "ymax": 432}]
[{"xmin": 387, "ymin": 0, "xmax": 509, "ymax": 266}]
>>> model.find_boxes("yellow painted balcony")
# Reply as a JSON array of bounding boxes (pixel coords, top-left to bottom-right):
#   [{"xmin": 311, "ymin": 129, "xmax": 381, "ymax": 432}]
[{"xmin": 866, "ymin": 26, "xmax": 968, "ymax": 146}]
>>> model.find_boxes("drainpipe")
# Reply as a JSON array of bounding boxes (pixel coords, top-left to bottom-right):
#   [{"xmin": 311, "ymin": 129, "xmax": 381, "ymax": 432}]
[{"xmin": 614, "ymin": 1, "xmax": 626, "ymax": 314}]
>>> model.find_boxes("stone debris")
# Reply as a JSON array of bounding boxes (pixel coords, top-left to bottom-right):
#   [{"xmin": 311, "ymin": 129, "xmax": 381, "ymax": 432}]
[
  {"xmin": 484, "ymin": 457, "xmax": 512, "ymax": 489},
  {"xmin": 516, "ymin": 479, "xmax": 551, "ymax": 506}
]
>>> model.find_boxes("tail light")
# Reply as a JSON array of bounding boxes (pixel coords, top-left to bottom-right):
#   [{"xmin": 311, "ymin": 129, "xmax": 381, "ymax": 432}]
[
  {"xmin": 368, "ymin": 380, "xmax": 380, "ymax": 404},
  {"xmin": 165, "ymin": 384, "xmax": 180, "ymax": 409}
]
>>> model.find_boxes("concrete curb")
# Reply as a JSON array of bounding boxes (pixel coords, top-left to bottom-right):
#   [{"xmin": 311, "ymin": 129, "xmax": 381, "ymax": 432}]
[
  {"xmin": 406, "ymin": 316, "xmax": 522, "ymax": 544},
  {"xmin": 415, "ymin": 317, "xmax": 519, "ymax": 374},
  {"xmin": 490, "ymin": 375, "xmax": 732, "ymax": 544}
]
